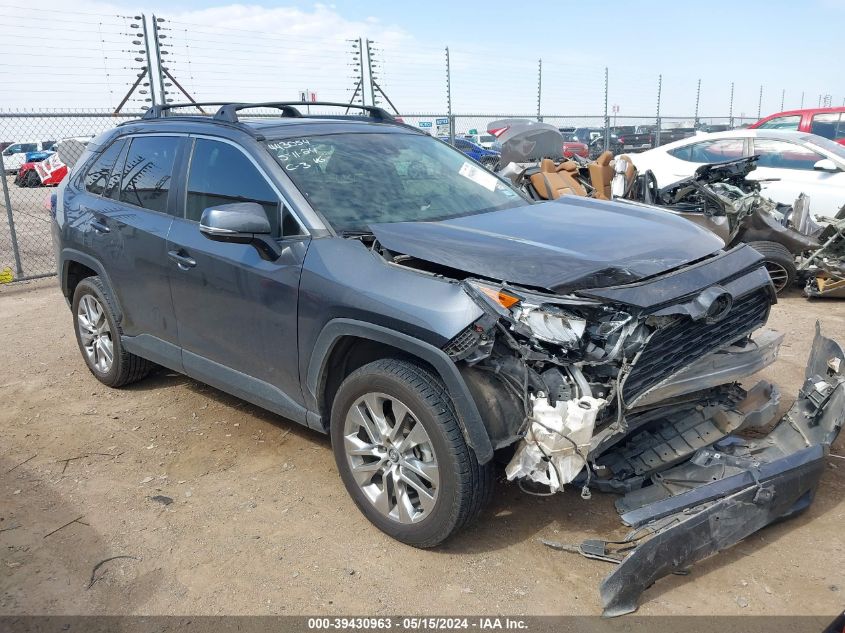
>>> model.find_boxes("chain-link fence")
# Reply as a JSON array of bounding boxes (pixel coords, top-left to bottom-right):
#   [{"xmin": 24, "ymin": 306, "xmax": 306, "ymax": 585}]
[{"xmin": 0, "ymin": 113, "xmax": 143, "ymax": 282}]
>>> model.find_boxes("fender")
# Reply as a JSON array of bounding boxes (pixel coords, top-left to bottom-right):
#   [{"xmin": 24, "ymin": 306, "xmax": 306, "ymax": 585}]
[
  {"xmin": 59, "ymin": 248, "xmax": 123, "ymax": 321},
  {"xmin": 306, "ymin": 318, "xmax": 494, "ymax": 464}
]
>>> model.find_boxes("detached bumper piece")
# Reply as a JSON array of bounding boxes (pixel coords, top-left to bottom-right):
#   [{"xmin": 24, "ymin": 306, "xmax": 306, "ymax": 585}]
[{"xmin": 595, "ymin": 324, "xmax": 845, "ymax": 617}]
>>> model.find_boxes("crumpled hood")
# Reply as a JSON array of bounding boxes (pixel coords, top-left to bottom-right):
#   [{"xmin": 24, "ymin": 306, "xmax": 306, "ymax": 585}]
[{"xmin": 370, "ymin": 197, "xmax": 724, "ymax": 293}]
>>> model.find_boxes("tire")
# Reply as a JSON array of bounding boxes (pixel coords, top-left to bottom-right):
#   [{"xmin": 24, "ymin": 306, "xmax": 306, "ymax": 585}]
[
  {"xmin": 747, "ymin": 240, "xmax": 796, "ymax": 294},
  {"xmin": 71, "ymin": 276, "xmax": 153, "ymax": 387},
  {"xmin": 330, "ymin": 358, "xmax": 493, "ymax": 548},
  {"xmin": 24, "ymin": 170, "xmax": 40, "ymax": 187}
]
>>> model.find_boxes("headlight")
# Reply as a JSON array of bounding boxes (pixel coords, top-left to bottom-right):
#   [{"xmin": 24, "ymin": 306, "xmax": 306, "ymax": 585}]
[{"xmin": 465, "ymin": 280, "xmax": 588, "ymax": 349}]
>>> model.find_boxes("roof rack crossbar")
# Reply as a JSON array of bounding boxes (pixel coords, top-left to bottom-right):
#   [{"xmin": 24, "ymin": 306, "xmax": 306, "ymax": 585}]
[
  {"xmin": 142, "ymin": 102, "xmax": 234, "ymax": 120},
  {"xmin": 213, "ymin": 101, "xmax": 395, "ymax": 123}
]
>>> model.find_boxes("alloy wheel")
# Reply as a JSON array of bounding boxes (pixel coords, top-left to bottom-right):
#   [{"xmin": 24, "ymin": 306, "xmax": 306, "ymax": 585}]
[
  {"xmin": 343, "ymin": 392, "xmax": 440, "ymax": 524},
  {"xmin": 77, "ymin": 294, "xmax": 114, "ymax": 373},
  {"xmin": 764, "ymin": 260, "xmax": 790, "ymax": 293}
]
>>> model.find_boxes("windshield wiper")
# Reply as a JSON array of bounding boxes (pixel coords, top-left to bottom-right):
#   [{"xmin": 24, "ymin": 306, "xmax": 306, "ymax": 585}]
[{"xmin": 339, "ymin": 229, "xmax": 374, "ymax": 238}]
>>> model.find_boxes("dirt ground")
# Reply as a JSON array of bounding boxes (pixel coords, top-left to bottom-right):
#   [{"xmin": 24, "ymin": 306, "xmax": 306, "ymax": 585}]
[{"xmin": 1, "ymin": 279, "xmax": 843, "ymax": 617}]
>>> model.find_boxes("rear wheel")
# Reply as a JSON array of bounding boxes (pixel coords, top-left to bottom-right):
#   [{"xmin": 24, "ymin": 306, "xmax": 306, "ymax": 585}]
[
  {"xmin": 24, "ymin": 170, "xmax": 40, "ymax": 187},
  {"xmin": 747, "ymin": 241, "xmax": 796, "ymax": 294},
  {"xmin": 331, "ymin": 358, "xmax": 493, "ymax": 548},
  {"xmin": 72, "ymin": 276, "xmax": 153, "ymax": 387}
]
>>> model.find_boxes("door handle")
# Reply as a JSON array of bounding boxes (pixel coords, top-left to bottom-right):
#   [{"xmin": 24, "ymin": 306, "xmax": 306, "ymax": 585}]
[
  {"xmin": 168, "ymin": 250, "xmax": 197, "ymax": 270},
  {"xmin": 91, "ymin": 218, "xmax": 110, "ymax": 234}
]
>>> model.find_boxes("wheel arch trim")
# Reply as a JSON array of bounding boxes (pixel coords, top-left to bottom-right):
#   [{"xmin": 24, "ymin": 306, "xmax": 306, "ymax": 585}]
[
  {"xmin": 60, "ymin": 249, "xmax": 123, "ymax": 321},
  {"xmin": 306, "ymin": 318, "xmax": 494, "ymax": 464}
]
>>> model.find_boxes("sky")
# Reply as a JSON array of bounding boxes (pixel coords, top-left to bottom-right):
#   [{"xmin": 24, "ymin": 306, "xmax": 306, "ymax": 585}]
[{"xmin": 0, "ymin": 0, "xmax": 842, "ymax": 127}]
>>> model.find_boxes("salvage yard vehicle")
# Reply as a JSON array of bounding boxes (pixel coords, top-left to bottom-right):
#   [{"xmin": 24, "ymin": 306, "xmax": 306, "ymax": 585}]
[
  {"xmin": 14, "ymin": 151, "xmax": 68, "ymax": 187},
  {"xmin": 1, "ymin": 139, "xmax": 55, "ymax": 173},
  {"xmin": 751, "ymin": 106, "xmax": 845, "ymax": 145},
  {"xmin": 631, "ymin": 129, "xmax": 845, "ymax": 219},
  {"xmin": 611, "ymin": 155, "xmax": 820, "ymax": 292},
  {"xmin": 52, "ymin": 102, "xmax": 845, "ymax": 617}
]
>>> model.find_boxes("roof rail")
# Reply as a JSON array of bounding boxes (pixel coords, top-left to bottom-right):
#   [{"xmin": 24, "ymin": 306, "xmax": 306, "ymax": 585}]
[
  {"xmin": 213, "ymin": 102, "xmax": 396, "ymax": 123},
  {"xmin": 141, "ymin": 102, "xmax": 232, "ymax": 120}
]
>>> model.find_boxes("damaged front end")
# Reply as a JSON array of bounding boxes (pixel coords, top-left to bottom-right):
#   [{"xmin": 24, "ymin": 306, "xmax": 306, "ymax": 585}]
[
  {"xmin": 433, "ymin": 245, "xmax": 843, "ymax": 616},
  {"xmin": 800, "ymin": 211, "xmax": 845, "ymax": 298}
]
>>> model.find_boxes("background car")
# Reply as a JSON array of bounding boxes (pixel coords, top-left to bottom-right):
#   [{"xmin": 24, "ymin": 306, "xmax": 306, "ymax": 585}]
[
  {"xmin": 1, "ymin": 140, "xmax": 55, "ymax": 173},
  {"xmin": 442, "ymin": 136, "xmax": 500, "ymax": 168},
  {"xmin": 629, "ymin": 129, "xmax": 845, "ymax": 219},
  {"xmin": 560, "ymin": 134, "xmax": 589, "ymax": 158},
  {"xmin": 462, "ymin": 132, "xmax": 497, "ymax": 149},
  {"xmin": 751, "ymin": 107, "xmax": 845, "ymax": 145},
  {"xmin": 15, "ymin": 151, "xmax": 68, "ymax": 187}
]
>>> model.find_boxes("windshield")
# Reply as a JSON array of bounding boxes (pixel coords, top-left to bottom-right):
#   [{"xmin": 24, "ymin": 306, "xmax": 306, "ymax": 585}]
[
  {"xmin": 803, "ymin": 134, "xmax": 845, "ymax": 160},
  {"xmin": 480, "ymin": 135, "xmax": 495, "ymax": 143},
  {"xmin": 265, "ymin": 132, "xmax": 526, "ymax": 232}
]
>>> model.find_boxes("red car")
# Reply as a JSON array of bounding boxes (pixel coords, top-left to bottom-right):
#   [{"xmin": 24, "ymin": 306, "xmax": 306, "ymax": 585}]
[
  {"xmin": 15, "ymin": 153, "xmax": 68, "ymax": 187},
  {"xmin": 562, "ymin": 140, "xmax": 588, "ymax": 158},
  {"xmin": 750, "ymin": 107, "xmax": 845, "ymax": 145}
]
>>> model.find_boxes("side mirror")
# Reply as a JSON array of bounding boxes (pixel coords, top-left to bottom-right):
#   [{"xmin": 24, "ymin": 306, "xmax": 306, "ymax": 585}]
[
  {"xmin": 813, "ymin": 158, "xmax": 840, "ymax": 172},
  {"xmin": 199, "ymin": 202, "xmax": 281, "ymax": 261}
]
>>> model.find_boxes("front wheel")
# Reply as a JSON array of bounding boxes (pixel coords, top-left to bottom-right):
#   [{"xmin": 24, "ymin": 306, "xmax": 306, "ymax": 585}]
[
  {"xmin": 747, "ymin": 240, "xmax": 796, "ymax": 294},
  {"xmin": 331, "ymin": 359, "xmax": 493, "ymax": 548}
]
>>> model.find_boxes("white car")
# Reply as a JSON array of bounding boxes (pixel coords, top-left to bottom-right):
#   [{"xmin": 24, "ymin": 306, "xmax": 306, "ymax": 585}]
[
  {"xmin": 463, "ymin": 133, "xmax": 497, "ymax": 149},
  {"xmin": 630, "ymin": 129, "xmax": 845, "ymax": 219},
  {"xmin": 1, "ymin": 140, "xmax": 56, "ymax": 173}
]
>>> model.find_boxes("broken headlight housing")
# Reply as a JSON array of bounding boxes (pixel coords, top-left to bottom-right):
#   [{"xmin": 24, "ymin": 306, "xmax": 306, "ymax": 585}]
[{"xmin": 465, "ymin": 280, "xmax": 641, "ymax": 360}]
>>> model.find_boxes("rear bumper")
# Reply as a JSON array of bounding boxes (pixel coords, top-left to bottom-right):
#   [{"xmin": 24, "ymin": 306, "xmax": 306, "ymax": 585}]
[{"xmin": 592, "ymin": 324, "xmax": 845, "ymax": 616}]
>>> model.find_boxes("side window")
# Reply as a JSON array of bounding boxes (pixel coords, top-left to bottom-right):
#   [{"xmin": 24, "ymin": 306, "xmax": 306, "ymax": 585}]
[
  {"xmin": 104, "ymin": 140, "xmax": 130, "ymax": 199},
  {"xmin": 674, "ymin": 139, "xmax": 745, "ymax": 163},
  {"xmin": 186, "ymin": 138, "xmax": 284, "ymax": 236},
  {"xmin": 20, "ymin": 143, "xmax": 37, "ymax": 153},
  {"xmin": 752, "ymin": 139, "xmax": 823, "ymax": 170},
  {"xmin": 118, "ymin": 136, "xmax": 179, "ymax": 213},
  {"xmin": 3, "ymin": 144, "xmax": 22, "ymax": 155},
  {"xmin": 757, "ymin": 115, "xmax": 801, "ymax": 131},
  {"xmin": 83, "ymin": 139, "xmax": 125, "ymax": 196},
  {"xmin": 810, "ymin": 113, "xmax": 842, "ymax": 140}
]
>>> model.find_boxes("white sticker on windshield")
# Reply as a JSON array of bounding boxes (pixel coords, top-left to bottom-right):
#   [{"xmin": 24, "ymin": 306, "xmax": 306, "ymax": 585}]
[{"xmin": 458, "ymin": 161, "xmax": 498, "ymax": 192}]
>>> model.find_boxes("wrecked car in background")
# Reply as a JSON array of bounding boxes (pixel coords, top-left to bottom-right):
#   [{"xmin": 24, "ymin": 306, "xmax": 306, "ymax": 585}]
[
  {"xmin": 55, "ymin": 103, "xmax": 845, "ymax": 618},
  {"xmin": 611, "ymin": 155, "xmax": 821, "ymax": 292},
  {"xmin": 800, "ymin": 205, "xmax": 845, "ymax": 297}
]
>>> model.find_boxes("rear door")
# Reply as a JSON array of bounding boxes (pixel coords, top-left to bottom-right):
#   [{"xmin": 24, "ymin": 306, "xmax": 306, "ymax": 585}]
[
  {"xmin": 747, "ymin": 137, "xmax": 845, "ymax": 217},
  {"xmin": 165, "ymin": 136, "xmax": 310, "ymax": 417},
  {"xmin": 87, "ymin": 134, "xmax": 184, "ymax": 360}
]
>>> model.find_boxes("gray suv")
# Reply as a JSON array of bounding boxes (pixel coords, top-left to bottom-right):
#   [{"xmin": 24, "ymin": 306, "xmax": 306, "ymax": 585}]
[{"xmin": 52, "ymin": 102, "xmax": 845, "ymax": 615}]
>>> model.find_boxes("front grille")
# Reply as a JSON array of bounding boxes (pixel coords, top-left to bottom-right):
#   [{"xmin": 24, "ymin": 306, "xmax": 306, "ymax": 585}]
[{"xmin": 623, "ymin": 289, "xmax": 771, "ymax": 404}]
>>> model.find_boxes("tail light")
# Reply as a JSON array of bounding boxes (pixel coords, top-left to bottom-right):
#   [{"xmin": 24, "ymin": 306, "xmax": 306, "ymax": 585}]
[{"xmin": 489, "ymin": 126, "xmax": 509, "ymax": 138}]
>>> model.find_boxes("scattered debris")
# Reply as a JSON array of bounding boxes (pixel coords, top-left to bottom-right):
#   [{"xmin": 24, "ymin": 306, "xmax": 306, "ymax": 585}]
[
  {"xmin": 87, "ymin": 555, "xmax": 138, "ymax": 589},
  {"xmin": 735, "ymin": 596, "xmax": 749, "ymax": 608},
  {"xmin": 5, "ymin": 454, "xmax": 36, "ymax": 474},
  {"xmin": 43, "ymin": 515, "xmax": 88, "ymax": 539},
  {"xmin": 150, "ymin": 495, "xmax": 173, "ymax": 506}
]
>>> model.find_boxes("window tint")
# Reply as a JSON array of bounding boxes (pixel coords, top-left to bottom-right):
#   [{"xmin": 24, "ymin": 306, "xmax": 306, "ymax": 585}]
[
  {"xmin": 753, "ymin": 139, "xmax": 823, "ymax": 170},
  {"xmin": 186, "ymin": 138, "xmax": 281, "ymax": 235},
  {"xmin": 810, "ymin": 113, "xmax": 843, "ymax": 140},
  {"xmin": 104, "ymin": 140, "xmax": 129, "ymax": 199},
  {"xmin": 118, "ymin": 136, "xmax": 179, "ymax": 213},
  {"xmin": 758, "ymin": 115, "xmax": 801, "ymax": 130},
  {"xmin": 672, "ymin": 138, "xmax": 745, "ymax": 163},
  {"xmin": 84, "ymin": 139, "xmax": 125, "ymax": 196}
]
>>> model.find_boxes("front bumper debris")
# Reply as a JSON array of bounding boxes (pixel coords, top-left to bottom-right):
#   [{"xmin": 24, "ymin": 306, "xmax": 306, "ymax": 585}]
[{"xmin": 553, "ymin": 324, "xmax": 845, "ymax": 616}]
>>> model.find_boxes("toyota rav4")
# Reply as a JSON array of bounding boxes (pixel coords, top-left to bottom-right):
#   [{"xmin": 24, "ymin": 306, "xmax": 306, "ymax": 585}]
[{"xmin": 52, "ymin": 102, "xmax": 845, "ymax": 616}]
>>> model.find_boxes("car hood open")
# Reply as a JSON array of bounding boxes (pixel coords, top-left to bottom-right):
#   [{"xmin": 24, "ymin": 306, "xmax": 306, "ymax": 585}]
[{"xmin": 370, "ymin": 197, "xmax": 725, "ymax": 293}]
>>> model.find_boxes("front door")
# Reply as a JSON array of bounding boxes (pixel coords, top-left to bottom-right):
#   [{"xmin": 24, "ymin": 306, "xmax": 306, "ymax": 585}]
[{"xmin": 166, "ymin": 136, "xmax": 310, "ymax": 419}]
